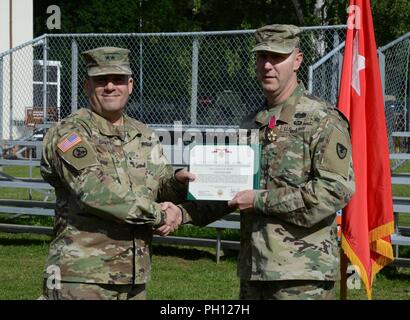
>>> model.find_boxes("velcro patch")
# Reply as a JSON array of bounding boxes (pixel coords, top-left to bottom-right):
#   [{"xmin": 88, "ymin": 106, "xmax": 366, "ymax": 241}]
[
  {"xmin": 336, "ymin": 143, "xmax": 347, "ymax": 159},
  {"xmin": 57, "ymin": 132, "xmax": 82, "ymax": 152},
  {"xmin": 57, "ymin": 136, "xmax": 99, "ymax": 171},
  {"xmin": 294, "ymin": 112, "xmax": 307, "ymax": 119},
  {"xmin": 319, "ymin": 127, "xmax": 350, "ymax": 179},
  {"xmin": 73, "ymin": 146, "xmax": 88, "ymax": 158}
]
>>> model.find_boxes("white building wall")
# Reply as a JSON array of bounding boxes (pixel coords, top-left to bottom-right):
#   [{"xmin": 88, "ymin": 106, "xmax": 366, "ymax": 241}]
[
  {"xmin": 0, "ymin": 0, "xmax": 33, "ymax": 140},
  {"xmin": 0, "ymin": 1, "xmax": 10, "ymax": 53}
]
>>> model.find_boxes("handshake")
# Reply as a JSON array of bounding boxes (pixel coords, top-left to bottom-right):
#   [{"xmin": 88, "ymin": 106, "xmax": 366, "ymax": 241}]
[
  {"xmin": 153, "ymin": 168, "xmax": 257, "ymax": 237},
  {"xmin": 154, "ymin": 168, "xmax": 195, "ymax": 237},
  {"xmin": 154, "ymin": 202, "xmax": 183, "ymax": 237}
]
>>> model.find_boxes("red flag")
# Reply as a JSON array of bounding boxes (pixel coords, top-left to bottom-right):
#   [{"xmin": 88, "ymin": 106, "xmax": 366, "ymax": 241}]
[{"xmin": 338, "ymin": 0, "xmax": 394, "ymax": 299}]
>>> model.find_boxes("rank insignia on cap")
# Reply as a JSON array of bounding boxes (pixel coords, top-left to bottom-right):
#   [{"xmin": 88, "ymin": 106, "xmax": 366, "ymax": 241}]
[{"xmin": 58, "ymin": 132, "xmax": 82, "ymax": 152}]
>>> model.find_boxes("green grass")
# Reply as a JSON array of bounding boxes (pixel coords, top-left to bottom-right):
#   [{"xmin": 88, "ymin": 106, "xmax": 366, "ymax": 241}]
[
  {"xmin": 0, "ymin": 232, "xmax": 409, "ymax": 300},
  {"xmin": 0, "ymin": 232, "xmax": 240, "ymax": 300},
  {"xmin": 0, "ymin": 166, "xmax": 46, "ymax": 201},
  {"xmin": 173, "ymin": 224, "xmax": 239, "ymax": 241},
  {"xmin": 149, "ymin": 245, "xmax": 239, "ymax": 299},
  {"xmin": 345, "ymin": 267, "xmax": 410, "ymax": 300},
  {"xmin": 1, "ymin": 166, "xmax": 41, "ymax": 178},
  {"xmin": 0, "ymin": 214, "xmax": 54, "ymax": 227},
  {"xmin": 0, "ymin": 233, "xmax": 51, "ymax": 299}
]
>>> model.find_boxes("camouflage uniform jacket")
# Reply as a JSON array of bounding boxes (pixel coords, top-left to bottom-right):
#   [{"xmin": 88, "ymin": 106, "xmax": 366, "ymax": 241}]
[
  {"xmin": 181, "ymin": 83, "xmax": 354, "ymax": 281},
  {"xmin": 41, "ymin": 108, "xmax": 187, "ymax": 284},
  {"xmin": 240, "ymin": 83, "xmax": 354, "ymax": 281}
]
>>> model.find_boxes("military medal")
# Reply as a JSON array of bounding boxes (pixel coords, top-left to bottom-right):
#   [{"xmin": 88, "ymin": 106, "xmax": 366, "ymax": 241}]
[
  {"xmin": 268, "ymin": 116, "xmax": 276, "ymax": 129},
  {"xmin": 267, "ymin": 130, "xmax": 277, "ymax": 142},
  {"xmin": 267, "ymin": 116, "xmax": 277, "ymax": 142}
]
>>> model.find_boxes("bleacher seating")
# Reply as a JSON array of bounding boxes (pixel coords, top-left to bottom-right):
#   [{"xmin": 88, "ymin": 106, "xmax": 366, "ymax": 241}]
[
  {"xmin": 1, "ymin": 135, "xmax": 410, "ymax": 265},
  {"xmin": 0, "ymin": 140, "xmax": 239, "ymax": 263}
]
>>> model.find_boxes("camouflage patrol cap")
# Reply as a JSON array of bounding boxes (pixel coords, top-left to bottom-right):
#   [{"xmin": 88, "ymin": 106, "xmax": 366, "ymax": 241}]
[
  {"xmin": 82, "ymin": 47, "xmax": 132, "ymax": 76},
  {"xmin": 253, "ymin": 24, "xmax": 301, "ymax": 55}
]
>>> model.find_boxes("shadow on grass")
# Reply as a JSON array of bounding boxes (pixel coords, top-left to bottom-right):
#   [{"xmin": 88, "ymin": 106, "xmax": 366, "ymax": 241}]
[
  {"xmin": 152, "ymin": 244, "xmax": 238, "ymax": 263},
  {"xmin": 381, "ymin": 266, "xmax": 410, "ymax": 281},
  {"xmin": 399, "ymin": 246, "xmax": 410, "ymax": 258}
]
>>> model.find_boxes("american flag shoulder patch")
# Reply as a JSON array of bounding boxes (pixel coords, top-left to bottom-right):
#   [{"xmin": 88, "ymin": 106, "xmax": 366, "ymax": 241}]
[{"xmin": 57, "ymin": 132, "xmax": 82, "ymax": 152}]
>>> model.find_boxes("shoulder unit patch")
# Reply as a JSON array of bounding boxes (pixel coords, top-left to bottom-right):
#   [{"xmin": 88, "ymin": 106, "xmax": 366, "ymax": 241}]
[
  {"xmin": 336, "ymin": 143, "xmax": 347, "ymax": 159},
  {"xmin": 73, "ymin": 146, "xmax": 88, "ymax": 158}
]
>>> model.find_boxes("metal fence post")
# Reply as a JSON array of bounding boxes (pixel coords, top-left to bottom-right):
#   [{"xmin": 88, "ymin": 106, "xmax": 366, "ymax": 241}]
[
  {"xmin": 0, "ymin": 58, "xmax": 3, "ymax": 142},
  {"xmin": 71, "ymin": 39, "xmax": 78, "ymax": 113},
  {"xmin": 139, "ymin": 37, "xmax": 143, "ymax": 119},
  {"xmin": 331, "ymin": 32, "xmax": 341, "ymax": 105},
  {"xmin": 42, "ymin": 37, "xmax": 48, "ymax": 123},
  {"xmin": 338, "ymin": 52, "xmax": 343, "ymax": 90},
  {"xmin": 308, "ymin": 65, "xmax": 313, "ymax": 94},
  {"xmin": 378, "ymin": 50, "xmax": 386, "ymax": 100},
  {"xmin": 8, "ymin": 52, "xmax": 13, "ymax": 140},
  {"xmin": 190, "ymin": 37, "xmax": 199, "ymax": 125},
  {"xmin": 406, "ymin": 63, "xmax": 410, "ymax": 132},
  {"xmin": 406, "ymin": 42, "xmax": 410, "ymax": 132}
]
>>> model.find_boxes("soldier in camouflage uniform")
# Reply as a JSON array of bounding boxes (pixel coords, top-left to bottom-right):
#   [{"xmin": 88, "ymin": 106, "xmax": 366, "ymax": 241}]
[
  {"xmin": 40, "ymin": 47, "xmax": 193, "ymax": 300},
  {"xmin": 166, "ymin": 25, "xmax": 355, "ymax": 299}
]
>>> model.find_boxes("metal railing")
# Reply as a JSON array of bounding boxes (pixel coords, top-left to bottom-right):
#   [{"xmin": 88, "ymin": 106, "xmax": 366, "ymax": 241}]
[
  {"xmin": 379, "ymin": 32, "xmax": 410, "ymax": 166},
  {"xmin": 309, "ymin": 31, "xmax": 410, "ymax": 170}
]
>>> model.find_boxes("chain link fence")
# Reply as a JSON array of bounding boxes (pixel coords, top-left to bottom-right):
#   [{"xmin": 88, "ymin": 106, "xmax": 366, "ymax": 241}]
[
  {"xmin": 1, "ymin": 27, "xmax": 409, "ymax": 162},
  {"xmin": 310, "ymin": 31, "xmax": 410, "ymax": 170},
  {"xmin": 308, "ymin": 41, "xmax": 344, "ymax": 106},
  {"xmin": 379, "ymin": 32, "xmax": 410, "ymax": 161},
  {"xmin": 0, "ymin": 26, "xmax": 346, "ymax": 144}
]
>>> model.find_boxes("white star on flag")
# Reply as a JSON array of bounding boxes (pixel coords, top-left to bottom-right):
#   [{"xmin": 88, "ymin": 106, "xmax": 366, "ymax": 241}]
[{"xmin": 352, "ymin": 31, "xmax": 366, "ymax": 96}]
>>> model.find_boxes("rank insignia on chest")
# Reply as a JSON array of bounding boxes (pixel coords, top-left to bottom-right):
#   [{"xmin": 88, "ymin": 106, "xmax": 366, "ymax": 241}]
[{"xmin": 267, "ymin": 129, "xmax": 277, "ymax": 142}]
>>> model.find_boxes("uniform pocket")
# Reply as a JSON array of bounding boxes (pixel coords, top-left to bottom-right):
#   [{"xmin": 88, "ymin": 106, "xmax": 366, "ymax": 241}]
[
  {"xmin": 266, "ymin": 129, "xmax": 308, "ymax": 186},
  {"xmin": 145, "ymin": 172, "xmax": 159, "ymax": 196}
]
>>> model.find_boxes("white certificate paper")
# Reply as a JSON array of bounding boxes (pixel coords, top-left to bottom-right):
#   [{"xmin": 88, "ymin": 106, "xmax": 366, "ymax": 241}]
[{"xmin": 188, "ymin": 145, "xmax": 258, "ymax": 201}]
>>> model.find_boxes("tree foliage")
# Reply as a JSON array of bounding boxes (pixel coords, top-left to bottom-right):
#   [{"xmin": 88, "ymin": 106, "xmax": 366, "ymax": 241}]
[{"xmin": 34, "ymin": 0, "xmax": 409, "ymax": 47}]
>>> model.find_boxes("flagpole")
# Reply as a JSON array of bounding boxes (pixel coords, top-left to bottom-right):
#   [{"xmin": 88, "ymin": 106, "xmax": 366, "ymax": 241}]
[{"xmin": 340, "ymin": 252, "xmax": 348, "ymax": 300}]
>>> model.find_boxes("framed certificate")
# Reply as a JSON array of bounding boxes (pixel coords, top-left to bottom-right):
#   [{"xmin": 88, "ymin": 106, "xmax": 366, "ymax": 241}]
[{"xmin": 187, "ymin": 144, "xmax": 261, "ymax": 201}]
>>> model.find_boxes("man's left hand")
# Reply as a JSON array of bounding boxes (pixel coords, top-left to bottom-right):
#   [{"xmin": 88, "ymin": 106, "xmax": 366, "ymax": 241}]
[
  {"xmin": 175, "ymin": 169, "xmax": 196, "ymax": 183},
  {"xmin": 228, "ymin": 190, "xmax": 256, "ymax": 210}
]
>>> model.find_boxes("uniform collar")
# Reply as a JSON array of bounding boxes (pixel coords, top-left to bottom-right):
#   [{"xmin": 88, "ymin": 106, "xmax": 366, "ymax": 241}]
[
  {"xmin": 255, "ymin": 82, "xmax": 305, "ymax": 127},
  {"xmin": 89, "ymin": 109, "xmax": 141, "ymax": 141}
]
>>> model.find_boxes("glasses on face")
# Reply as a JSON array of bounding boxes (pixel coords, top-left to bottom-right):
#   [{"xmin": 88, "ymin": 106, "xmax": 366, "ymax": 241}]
[
  {"xmin": 92, "ymin": 75, "xmax": 130, "ymax": 86},
  {"xmin": 256, "ymin": 52, "xmax": 290, "ymax": 64}
]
